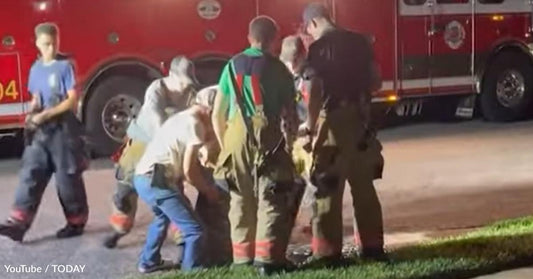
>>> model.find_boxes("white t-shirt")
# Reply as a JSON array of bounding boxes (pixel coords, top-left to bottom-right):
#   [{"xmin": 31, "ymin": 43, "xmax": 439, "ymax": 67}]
[{"xmin": 135, "ymin": 108, "xmax": 205, "ymax": 184}]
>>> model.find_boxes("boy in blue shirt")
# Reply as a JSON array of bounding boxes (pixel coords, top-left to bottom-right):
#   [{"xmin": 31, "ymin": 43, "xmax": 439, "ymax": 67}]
[{"xmin": 0, "ymin": 22, "xmax": 89, "ymax": 242}]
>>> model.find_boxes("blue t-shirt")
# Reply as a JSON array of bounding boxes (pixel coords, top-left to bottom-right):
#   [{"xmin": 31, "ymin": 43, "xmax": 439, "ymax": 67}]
[{"xmin": 27, "ymin": 59, "xmax": 76, "ymax": 109}]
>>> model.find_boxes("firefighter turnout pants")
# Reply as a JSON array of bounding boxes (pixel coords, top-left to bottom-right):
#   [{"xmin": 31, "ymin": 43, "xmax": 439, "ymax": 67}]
[
  {"xmin": 10, "ymin": 124, "xmax": 88, "ymax": 229},
  {"xmin": 110, "ymin": 139, "xmax": 146, "ymax": 235},
  {"xmin": 218, "ymin": 115, "xmax": 295, "ymax": 265},
  {"xmin": 310, "ymin": 105, "xmax": 384, "ymax": 258},
  {"xmin": 198, "ymin": 167, "xmax": 232, "ymax": 267}
]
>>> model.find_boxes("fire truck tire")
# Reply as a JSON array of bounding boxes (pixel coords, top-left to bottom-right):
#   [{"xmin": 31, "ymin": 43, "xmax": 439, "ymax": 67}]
[
  {"xmin": 85, "ymin": 76, "xmax": 147, "ymax": 157},
  {"xmin": 480, "ymin": 51, "xmax": 533, "ymax": 122}
]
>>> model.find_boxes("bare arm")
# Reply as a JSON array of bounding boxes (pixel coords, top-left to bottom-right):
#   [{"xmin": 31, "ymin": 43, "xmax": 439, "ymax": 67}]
[
  {"xmin": 37, "ymin": 89, "xmax": 78, "ymax": 122},
  {"xmin": 149, "ymin": 103, "xmax": 166, "ymax": 130},
  {"xmin": 211, "ymin": 89, "xmax": 229, "ymax": 149},
  {"xmin": 29, "ymin": 94, "xmax": 41, "ymax": 113},
  {"xmin": 183, "ymin": 144, "xmax": 218, "ymax": 201}
]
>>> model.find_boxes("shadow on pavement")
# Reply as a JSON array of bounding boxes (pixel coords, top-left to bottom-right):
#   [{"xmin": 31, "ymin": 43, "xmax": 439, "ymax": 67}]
[{"xmin": 23, "ymin": 225, "xmax": 111, "ymax": 246}]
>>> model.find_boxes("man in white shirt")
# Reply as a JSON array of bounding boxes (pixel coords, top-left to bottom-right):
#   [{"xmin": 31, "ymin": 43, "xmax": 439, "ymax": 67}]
[
  {"xmin": 133, "ymin": 90, "xmax": 222, "ymax": 273},
  {"xmin": 104, "ymin": 56, "xmax": 197, "ymax": 248}
]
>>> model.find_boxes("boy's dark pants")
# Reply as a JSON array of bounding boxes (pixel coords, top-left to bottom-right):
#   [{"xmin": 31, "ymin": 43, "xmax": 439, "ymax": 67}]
[{"xmin": 10, "ymin": 123, "xmax": 88, "ymax": 229}]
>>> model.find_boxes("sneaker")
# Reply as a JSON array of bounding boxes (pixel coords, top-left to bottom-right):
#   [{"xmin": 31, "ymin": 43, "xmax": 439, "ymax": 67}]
[
  {"xmin": 0, "ymin": 221, "xmax": 25, "ymax": 242},
  {"xmin": 103, "ymin": 232, "xmax": 124, "ymax": 249},
  {"xmin": 138, "ymin": 259, "xmax": 177, "ymax": 274},
  {"xmin": 56, "ymin": 224, "xmax": 84, "ymax": 239}
]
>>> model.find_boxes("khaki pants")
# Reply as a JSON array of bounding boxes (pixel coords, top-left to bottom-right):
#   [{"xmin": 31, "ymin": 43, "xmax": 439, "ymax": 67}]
[
  {"xmin": 219, "ymin": 115, "xmax": 295, "ymax": 265},
  {"xmin": 310, "ymin": 105, "xmax": 384, "ymax": 258}
]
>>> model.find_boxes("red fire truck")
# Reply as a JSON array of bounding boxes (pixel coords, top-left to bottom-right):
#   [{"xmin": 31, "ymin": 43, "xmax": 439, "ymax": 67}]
[{"xmin": 1, "ymin": 0, "xmax": 532, "ymax": 156}]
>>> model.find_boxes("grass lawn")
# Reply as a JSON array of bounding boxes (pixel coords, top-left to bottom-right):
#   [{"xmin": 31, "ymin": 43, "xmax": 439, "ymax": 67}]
[{"xmin": 139, "ymin": 216, "xmax": 533, "ymax": 279}]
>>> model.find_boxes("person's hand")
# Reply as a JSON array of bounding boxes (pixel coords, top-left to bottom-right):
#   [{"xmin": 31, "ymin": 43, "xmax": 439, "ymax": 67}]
[
  {"xmin": 301, "ymin": 136, "xmax": 313, "ymax": 153},
  {"xmin": 297, "ymin": 124, "xmax": 313, "ymax": 153},
  {"xmin": 30, "ymin": 111, "xmax": 48, "ymax": 126},
  {"xmin": 198, "ymin": 146, "xmax": 209, "ymax": 166}
]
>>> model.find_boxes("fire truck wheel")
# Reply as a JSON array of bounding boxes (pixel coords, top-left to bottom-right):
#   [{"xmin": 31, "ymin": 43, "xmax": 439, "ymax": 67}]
[
  {"xmin": 480, "ymin": 51, "xmax": 533, "ymax": 122},
  {"xmin": 85, "ymin": 76, "xmax": 147, "ymax": 157}
]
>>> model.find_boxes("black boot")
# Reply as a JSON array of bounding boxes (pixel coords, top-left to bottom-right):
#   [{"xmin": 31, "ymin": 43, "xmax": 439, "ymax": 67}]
[
  {"xmin": 254, "ymin": 262, "xmax": 296, "ymax": 276},
  {"xmin": 103, "ymin": 232, "xmax": 125, "ymax": 249},
  {"xmin": 300, "ymin": 254, "xmax": 352, "ymax": 269},
  {"xmin": 360, "ymin": 248, "xmax": 390, "ymax": 263},
  {"xmin": 56, "ymin": 224, "xmax": 84, "ymax": 239},
  {"xmin": 0, "ymin": 220, "xmax": 26, "ymax": 242}
]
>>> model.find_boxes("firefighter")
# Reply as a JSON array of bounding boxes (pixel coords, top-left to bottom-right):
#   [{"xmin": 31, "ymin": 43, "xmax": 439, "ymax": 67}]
[
  {"xmin": 299, "ymin": 3, "xmax": 386, "ymax": 266},
  {"xmin": 103, "ymin": 56, "xmax": 197, "ymax": 249},
  {"xmin": 133, "ymin": 90, "xmax": 221, "ymax": 273},
  {"xmin": 0, "ymin": 23, "xmax": 89, "ymax": 242},
  {"xmin": 211, "ymin": 16, "xmax": 299, "ymax": 275}
]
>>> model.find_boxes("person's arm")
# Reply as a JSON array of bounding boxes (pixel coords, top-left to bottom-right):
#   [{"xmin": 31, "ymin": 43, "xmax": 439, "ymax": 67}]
[
  {"xmin": 300, "ymin": 47, "xmax": 322, "ymax": 136},
  {"xmin": 183, "ymin": 119, "xmax": 219, "ymax": 202},
  {"xmin": 304, "ymin": 76, "xmax": 322, "ymax": 134},
  {"xmin": 145, "ymin": 83, "xmax": 168, "ymax": 130},
  {"xmin": 212, "ymin": 90, "xmax": 229, "ymax": 149},
  {"xmin": 361, "ymin": 35, "xmax": 380, "ymax": 129},
  {"xmin": 183, "ymin": 143, "xmax": 217, "ymax": 199},
  {"xmin": 148, "ymin": 102, "xmax": 166, "ymax": 130},
  {"xmin": 212, "ymin": 64, "xmax": 232, "ymax": 149},
  {"xmin": 29, "ymin": 94, "xmax": 41, "ymax": 113},
  {"xmin": 280, "ymin": 72, "xmax": 299, "ymax": 152},
  {"xmin": 36, "ymin": 89, "xmax": 77, "ymax": 121}
]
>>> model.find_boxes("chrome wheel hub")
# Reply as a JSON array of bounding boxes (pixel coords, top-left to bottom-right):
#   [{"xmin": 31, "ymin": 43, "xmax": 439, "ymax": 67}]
[{"xmin": 101, "ymin": 94, "xmax": 141, "ymax": 142}]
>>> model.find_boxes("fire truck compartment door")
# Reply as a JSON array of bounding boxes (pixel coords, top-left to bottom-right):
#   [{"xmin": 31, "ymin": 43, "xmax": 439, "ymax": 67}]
[
  {"xmin": 0, "ymin": 53, "xmax": 25, "ymax": 119},
  {"xmin": 428, "ymin": 0, "xmax": 474, "ymax": 94},
  {"xmin": 398, "ymin": 0, "xmax": 432, "ymax": 95}
]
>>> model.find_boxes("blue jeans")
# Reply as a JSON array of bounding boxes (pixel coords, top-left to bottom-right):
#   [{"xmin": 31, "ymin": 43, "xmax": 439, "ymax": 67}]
[{"xmin": 134, "ymin": 175, "xmax": 204, "ymax": 271}]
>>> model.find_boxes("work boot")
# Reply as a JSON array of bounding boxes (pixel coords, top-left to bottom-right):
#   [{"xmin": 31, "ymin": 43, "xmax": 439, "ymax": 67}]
[
  {"xmin": 56, "ymin": 224, "xmax": 84, "ymax": 239},
  {"xmin": 103, "ymin": 232, "xmax": 125, "ymax": 249},
  {"xmin": 138, "ymin": 259, "xmax": 177, "ymax": 274},
  {"xmin": 254, "ymin": 261, "xmax": 296, "ymax": 276},
  {"xmin": 0, "ymin": 220, "xmax": 26, "ymax": 242},
  {"xmin": 300, "ymin": 254, "xmax": 353, "ymax": 269},
  {"xmin": 360, "ymin": 248, "xmax": 390, "ymax": 263}
]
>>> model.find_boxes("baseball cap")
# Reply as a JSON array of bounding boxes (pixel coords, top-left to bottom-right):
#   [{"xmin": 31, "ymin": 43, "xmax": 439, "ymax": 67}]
[
  {"xmin": 169, "ymin": 56, "xmax": 198, "ymax": 86},
  {"xmin": 302, "ymin": 2, "xmax": 330, "ymax": 29}
]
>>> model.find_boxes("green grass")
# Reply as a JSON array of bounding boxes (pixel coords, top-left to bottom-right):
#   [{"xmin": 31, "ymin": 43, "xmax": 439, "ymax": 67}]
[{"xmin": 139, "ymin": 217, "xmax": 533, "ymax": 279}]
